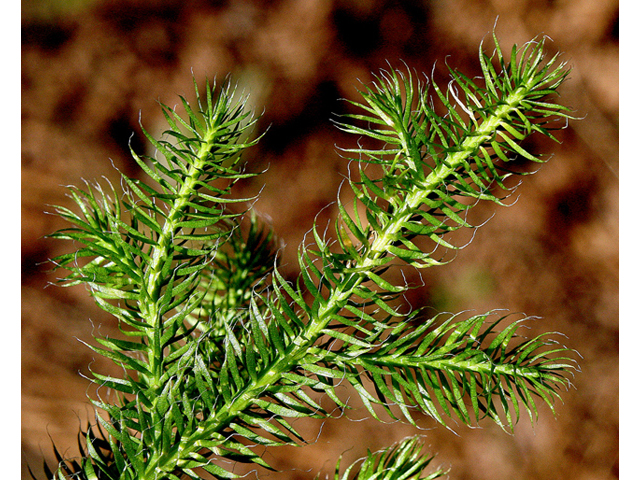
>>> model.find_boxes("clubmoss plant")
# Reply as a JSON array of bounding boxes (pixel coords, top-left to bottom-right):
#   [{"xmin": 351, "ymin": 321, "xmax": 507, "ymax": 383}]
[{"xmin": 35, "ymin": 32, "xmax": 577, "ymax": 480}]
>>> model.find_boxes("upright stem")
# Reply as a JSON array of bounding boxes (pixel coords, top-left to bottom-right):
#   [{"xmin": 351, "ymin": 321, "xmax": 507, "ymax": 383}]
[
  {"xmin": 141, "ymin": 128, "xmax": 218, "ymax": 383},
  {"xmin": 135, "ymin": 127, "xmax": 220, "ymax": 480}
]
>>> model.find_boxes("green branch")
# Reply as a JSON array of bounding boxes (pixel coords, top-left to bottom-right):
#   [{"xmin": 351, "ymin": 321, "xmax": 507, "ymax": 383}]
[{"xmin": 39, "ymin": 32, "xmax": 577, "ymax": 480}]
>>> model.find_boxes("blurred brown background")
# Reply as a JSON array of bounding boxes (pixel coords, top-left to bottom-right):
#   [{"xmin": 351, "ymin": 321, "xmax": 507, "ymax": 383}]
[{"xmin": 21, "ymin": 0, "xmax": 618, "ymax": 479}]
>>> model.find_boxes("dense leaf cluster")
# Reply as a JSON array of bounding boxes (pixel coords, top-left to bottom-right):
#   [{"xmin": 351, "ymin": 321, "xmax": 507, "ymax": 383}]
[{"xmin": 36, "ymin": 33, "xmax": 576, "ymax": 480}]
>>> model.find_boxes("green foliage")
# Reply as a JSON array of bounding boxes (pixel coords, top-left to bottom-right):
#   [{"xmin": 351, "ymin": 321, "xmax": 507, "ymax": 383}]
[
  {"xmin": 36, "ymin": 32, "xmax": 576, "ymax": 480},
  {"xmin": 328, "ymin": 437, "xmax": 446, "ymax": 480}
]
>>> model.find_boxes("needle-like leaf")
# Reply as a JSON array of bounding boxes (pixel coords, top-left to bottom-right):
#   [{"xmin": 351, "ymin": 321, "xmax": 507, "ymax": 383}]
[{"xmin": 38, "ymin": 32, "xmax": 577, "ymax": 480}]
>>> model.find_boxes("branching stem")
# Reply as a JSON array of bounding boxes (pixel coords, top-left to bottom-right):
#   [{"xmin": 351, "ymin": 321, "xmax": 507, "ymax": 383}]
[{"xmin": 150, "ymin": 78, "xmax": 534, "ymax": 476}]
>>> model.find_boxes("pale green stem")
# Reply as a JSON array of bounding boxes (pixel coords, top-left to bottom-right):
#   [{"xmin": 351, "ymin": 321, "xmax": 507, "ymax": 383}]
[
  {"xmin": 135, "ymin": 126, "xmax": 221, "ymax": 479},
  {"xmin": 142, "ymin": 128, "xmax": 218, "ymax": 382},
  {"xmin": 354, "ymin": 355, "xmax": 545, "ymax": 379},
  {"xmin": 148, "ymin": 82, "xmax": 534, "ymax": 476}
]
